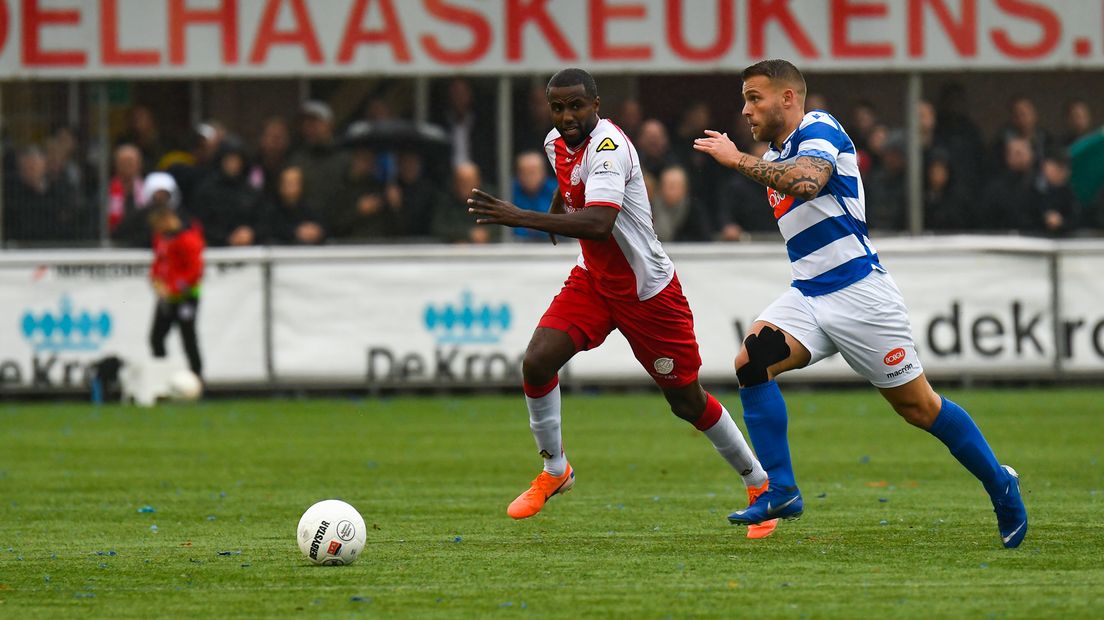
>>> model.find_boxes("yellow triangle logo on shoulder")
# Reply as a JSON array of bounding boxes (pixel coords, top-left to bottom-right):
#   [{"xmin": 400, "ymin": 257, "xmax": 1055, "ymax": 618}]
[{"xmin": 595, "ymin": 137, "xmax": 618, "ymax": 152}]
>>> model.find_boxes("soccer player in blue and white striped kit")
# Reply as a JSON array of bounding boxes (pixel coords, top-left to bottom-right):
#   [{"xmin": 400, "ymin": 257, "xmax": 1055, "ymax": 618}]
[{"xmin": 694, "ymin": 59, "xmax": 1028, "ymax": 548}]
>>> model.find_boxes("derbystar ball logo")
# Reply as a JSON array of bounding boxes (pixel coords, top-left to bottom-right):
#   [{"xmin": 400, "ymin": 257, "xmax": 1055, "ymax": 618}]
[
  {"xmin": 423, "ymin": 291, "xmax": 512, "ymax": 345},
  {"xmin": 308, "ymin": 520, "xmax": 330, "ymax": 560},
  {"xmin": 21, "ymin": 296, "xmax": 113, "ymax": 353}
]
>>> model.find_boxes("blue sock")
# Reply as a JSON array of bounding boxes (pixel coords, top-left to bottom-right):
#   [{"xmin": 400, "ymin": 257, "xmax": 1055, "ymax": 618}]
[
  {"xmin": 927, "ymin": 396, "xmax": 1006, "ymax": 499},
  {"xmin": 740, "ymin": 381, "xmax": 796, "ymax": 490}
]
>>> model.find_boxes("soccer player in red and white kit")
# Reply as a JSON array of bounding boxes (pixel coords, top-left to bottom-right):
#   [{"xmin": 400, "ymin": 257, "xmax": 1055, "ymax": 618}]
[
  {"xmin": 468, "ymin": 69, "xmax": 775, "ymax": 537},
  {"xmin": 148, "ymin": 196, "xmax": 205, "ymax": 379}
]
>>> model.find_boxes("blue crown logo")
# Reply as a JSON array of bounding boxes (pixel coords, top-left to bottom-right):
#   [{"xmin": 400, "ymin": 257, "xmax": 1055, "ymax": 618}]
[
  {"xmin": 21, "ymin": 296, "xmax": 113, "ymax": 352},
  {"xmin": 424, "ymin": 291, "xmax": 511, "ymax": 345}
]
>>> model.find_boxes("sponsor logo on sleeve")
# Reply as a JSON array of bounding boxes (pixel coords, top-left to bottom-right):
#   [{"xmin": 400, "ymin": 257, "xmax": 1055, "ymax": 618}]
[
  {"xmin": 593, "ymin": 159, "xmax": 619, "ymax": 176},
  {"xmin": 596, "ymin": 137, "xmax": 618, "ymax": 152}
]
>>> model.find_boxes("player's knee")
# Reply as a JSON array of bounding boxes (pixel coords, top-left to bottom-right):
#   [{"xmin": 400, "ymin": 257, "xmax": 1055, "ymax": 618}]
[
  {"xmin": 736, "ymin": 326, "xmax": 790, "ymax": 387},
  {"xmin": 669, "ymin": 402, "xmax": 698, "ymax": 423},
  {"xmin": 891, "ymin": 398, "xmax": 939, "ymax": 429},
  {"xmin": 521, "ymin": 349, "xmax": 555, "ymax": 385},
  {"xmin": 663, "ymin": 387, "xmax": 706, "ymax": 424},
  {"xmin": 733, "ymin": 350, "xmax": 749, "ymax": 375}
]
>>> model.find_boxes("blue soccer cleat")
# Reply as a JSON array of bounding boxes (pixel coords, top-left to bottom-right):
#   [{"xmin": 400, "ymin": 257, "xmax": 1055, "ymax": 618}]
[
  {"xmin": 993, "ymin": 464, "xmax": 1028, "ymax": 549},
  {"xmin": 728, "ymin": 485, "xmax": 803, "ymax": 525}
]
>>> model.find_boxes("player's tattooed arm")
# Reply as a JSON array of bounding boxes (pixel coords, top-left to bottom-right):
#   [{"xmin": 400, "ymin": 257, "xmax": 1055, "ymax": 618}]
[
  {"xmin": 694, "ymin": 129, "xmax": 832, "ymax": 200},
  {"xmin": 735, "ymin": 155, "xmax": 833, "ymax": 200}
]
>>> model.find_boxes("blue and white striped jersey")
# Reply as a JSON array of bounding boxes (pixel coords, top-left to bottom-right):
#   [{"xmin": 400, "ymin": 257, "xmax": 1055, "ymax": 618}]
[{"xmin": 762, "ymin": 110, "xmax": 884, "ymax": 296}]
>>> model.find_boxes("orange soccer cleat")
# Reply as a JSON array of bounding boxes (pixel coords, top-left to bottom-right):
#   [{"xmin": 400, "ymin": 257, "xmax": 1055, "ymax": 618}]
[
  {"xmin": 744, "ymin": 480, "xmax": 780, "ymax": 539},
  {"xmin": 506, "ymin": 464, "xmax": 575, "ymax": 519}
]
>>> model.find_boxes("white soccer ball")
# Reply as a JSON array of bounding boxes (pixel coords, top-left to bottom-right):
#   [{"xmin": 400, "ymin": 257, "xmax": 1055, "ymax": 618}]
[
  {"xmin": 167, "ymin": 369, "xmax": 203, "ymax": 401},
  {"xmin": 297, "ymin": 499, "xmax": 366, "ymax": 566}
]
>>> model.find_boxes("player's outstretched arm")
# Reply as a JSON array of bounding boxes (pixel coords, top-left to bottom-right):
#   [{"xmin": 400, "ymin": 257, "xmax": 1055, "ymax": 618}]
[
  {"xmin": 547, "ymin": 189, "xmax": 565, "ymax": 245},
  {"xmin": 549, "ymin": 188, "xmax": 565, "ymax": 215},
  {"xmin": 468, "ymin": 188, "xmax": 617, "ymax": 241},
  {"xmin": 694, "ymin": 130, "xmax": 832, "ymax": 200}
]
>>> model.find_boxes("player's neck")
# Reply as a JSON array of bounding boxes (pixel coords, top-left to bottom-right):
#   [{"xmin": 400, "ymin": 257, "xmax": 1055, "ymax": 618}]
[{"xmin": 771, "ymin": 115, "xmax": 803, "ymax": 150}]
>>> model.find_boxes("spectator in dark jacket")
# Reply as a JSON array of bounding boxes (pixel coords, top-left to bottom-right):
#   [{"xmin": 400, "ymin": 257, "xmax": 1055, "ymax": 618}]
[
  {"xmin": 935, "ymin": 82, "xmax": 987, "ymax": 198},
  {"xmin": 864, "ymin": 130, "xmax": 908, "ymax": 231},
  {"xmin": 2, "ymin": 146, "xmax": 83, "ymax": 244},
  {"xmin": 980, "ymin": 137, "xmax": 1039, "ymax": 231},
  {"xmin": 1033, "ymin": 154, "xmax": 1079, "ymax": 237},
  {"xmin": 670, "ymin": 101, "xmax": 726, "ymax": 208},
  {"xmin": 327, "ymin": 148, "xmax": 390, "ymax": 241},
  {"xmin": 115, "ymin": 105, "xmax": 163, "ymax": 173},
  {"xmin": 923, "ymin": 151, "xmax": 973, "ymax": 231},
  {"xmin": 261, "ymin": 166, "xmax": 325, "ymax": 245},
  {"xmin": 432, "ymin": 162, "xmax": 497, "ymax": 244},
  {"xmin": 992, "ymin": 96, "xmax": 1051, "ymax": 176},
  {"xmin": 190, "ymin": 139, "xmax": 261, "ymax": 246},
  {"xmin": 387, "ymin": 151, "xmax": 444, "ymax": 239},
  {"xmin": 249, "ymin": 116, "xmax": 292, "ymax": 204},
  {"xmin": 164, "ymin": 122, "xmax": 223, "ymax": 211},
  {"xmin": 289, "ymin": 101, "xmax": 350, "ymax": 219},
  {"xmin": 436, "ymin": 79, "xmax": 497, "ymax": 174},
  {"xmin": 1062, "ymin": 100, "xmax": 1094, "ymax": 148}
]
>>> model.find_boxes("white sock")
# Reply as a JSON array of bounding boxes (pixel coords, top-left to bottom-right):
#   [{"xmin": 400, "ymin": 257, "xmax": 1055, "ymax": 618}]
[
  {"xmin": 704, "ymin": 405, "xmax": 767, "ymax": 488},
  {"xmin": 525, "ymin": 380, "xmax": 566, "ymax": 476}
]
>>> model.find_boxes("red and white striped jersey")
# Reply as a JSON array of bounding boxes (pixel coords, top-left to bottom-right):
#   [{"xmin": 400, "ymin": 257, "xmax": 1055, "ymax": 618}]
[{"xmin": 544, "ymin": 118, "xmax": 674, "ymax": 301}]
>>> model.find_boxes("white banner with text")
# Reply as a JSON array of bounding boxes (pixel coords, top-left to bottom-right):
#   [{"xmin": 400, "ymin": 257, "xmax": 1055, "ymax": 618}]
[
  {"xmin": 269, "ymin": 245, "xmax": 1074, "ymax": 387},
  {"xmin": 2, "ymin": 240, "xmax": 1101, "ymax": 393},
  {"xmin": 0, "ymin": 252, "xmax": 266, "ymax": 390},
  {"xmin": 0, "ymin": 0, "xmax": 1101, "ymax": 79}
]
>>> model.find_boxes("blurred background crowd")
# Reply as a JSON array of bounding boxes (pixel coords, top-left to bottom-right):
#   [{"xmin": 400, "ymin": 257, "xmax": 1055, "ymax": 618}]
[{"xmin": 3, "ymin": 74, "xmax": 1102, "ymax": 249}]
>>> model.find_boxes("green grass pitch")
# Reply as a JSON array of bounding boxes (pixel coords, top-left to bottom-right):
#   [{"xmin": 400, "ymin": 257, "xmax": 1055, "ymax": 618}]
[{"xmin": 1, "ymin": 388, "xmax": 1102, "ymax": 618}]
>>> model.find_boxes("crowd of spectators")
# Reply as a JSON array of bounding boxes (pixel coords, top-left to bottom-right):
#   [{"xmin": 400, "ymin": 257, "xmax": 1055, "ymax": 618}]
[{"xmin": 2, "ymin": 79, "xmax": 1101, "ymax": 248}]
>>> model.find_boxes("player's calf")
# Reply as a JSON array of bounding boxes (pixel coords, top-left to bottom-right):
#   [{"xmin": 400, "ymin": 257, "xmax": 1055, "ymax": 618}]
[{"xmin": 880, "ymin": 376, "xmax": 942, "ymax": 429}]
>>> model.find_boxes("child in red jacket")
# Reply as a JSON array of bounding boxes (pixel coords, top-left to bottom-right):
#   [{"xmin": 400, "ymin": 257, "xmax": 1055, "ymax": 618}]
[{"xmin": 148, "ymin": 202, "xmax": 205, "ymax": 378}]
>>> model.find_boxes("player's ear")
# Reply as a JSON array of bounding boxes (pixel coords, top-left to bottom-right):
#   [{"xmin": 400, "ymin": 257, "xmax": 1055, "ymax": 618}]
[
  {"xmin": 593, "ymin": 95, "xmax": 601, "ymax": 113},
  {"xmin": 781, "ymin": 88, "xmax": 795, "ymax": 109}
]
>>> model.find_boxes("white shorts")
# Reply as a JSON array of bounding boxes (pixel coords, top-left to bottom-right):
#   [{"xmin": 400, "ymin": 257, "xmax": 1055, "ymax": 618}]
[{"xmin": 757, "ymin": 270, "xmax": 924, "ymax": 388}]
